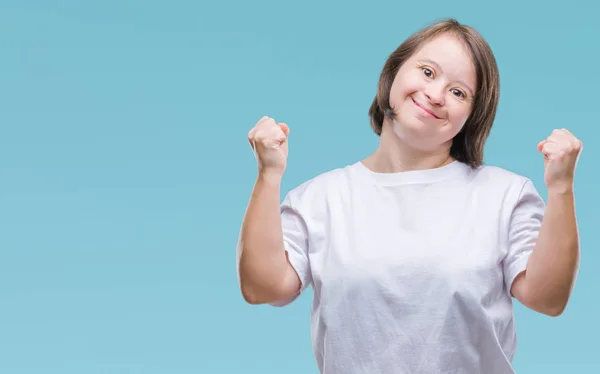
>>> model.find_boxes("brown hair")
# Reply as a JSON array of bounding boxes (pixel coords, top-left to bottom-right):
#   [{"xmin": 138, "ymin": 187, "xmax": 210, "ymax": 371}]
[{"xmin": 368, "ymin": 18, "xmax": 500, "ymax": 168}]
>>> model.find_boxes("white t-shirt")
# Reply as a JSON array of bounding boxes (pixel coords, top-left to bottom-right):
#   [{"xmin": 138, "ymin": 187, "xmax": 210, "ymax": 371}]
[{"xmin": 271, "ymin": 160, "xmax": 545, "ymax": 374}]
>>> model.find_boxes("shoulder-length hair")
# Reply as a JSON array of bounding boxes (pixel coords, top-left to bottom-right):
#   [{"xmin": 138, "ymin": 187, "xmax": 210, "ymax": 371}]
[{"xmin": 368, "ymin": 18, "xmax": 500, "ymax": 168}]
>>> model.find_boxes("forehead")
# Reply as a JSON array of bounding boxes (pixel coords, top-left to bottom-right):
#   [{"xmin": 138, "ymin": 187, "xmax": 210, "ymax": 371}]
[{"xmin": 412, "ymin": 34, "xmax": 476, "ymax": 85}]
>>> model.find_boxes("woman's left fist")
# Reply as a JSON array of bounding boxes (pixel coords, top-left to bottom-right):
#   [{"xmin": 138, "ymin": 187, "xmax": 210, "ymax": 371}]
[{"xmin": 537, "ymin": 128, "xmax": 583, "ymax": 192}]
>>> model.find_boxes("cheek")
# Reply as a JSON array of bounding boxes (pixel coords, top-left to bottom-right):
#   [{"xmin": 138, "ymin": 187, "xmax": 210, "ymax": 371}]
[
  {"xmin": 398, "ymin": 76, "xmax": 421, "ymax": 96},
  {"xmin": 389, "ymin": 75, "xmax": 421, "ymax": 103},
  {"xmin": 448, "ymin": 103, "xmax": 472, "ymax": 126}
]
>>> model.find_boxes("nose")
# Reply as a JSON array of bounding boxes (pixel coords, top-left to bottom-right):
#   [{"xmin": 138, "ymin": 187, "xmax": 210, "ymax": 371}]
[{"xmin": 424, "ymin": 82, "xmax": 445, "ymax": 106}]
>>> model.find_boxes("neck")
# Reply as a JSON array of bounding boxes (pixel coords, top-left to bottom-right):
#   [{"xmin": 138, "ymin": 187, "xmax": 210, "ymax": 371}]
[{"xmin": 362, "ymin": 121, "xmax": 454, "ymax": 173}]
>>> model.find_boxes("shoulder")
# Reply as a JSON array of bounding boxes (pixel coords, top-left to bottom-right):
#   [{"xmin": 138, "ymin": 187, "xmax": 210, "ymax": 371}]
[
  {"xmin": 469, "ymin": 164, "xmax": 529, "ymax": 184},
  {"xmin": 469, "ymin": 164, "xmax": 535, "ymax": 190},
  {"xmin": 279, "ymin": 164, "xmax": 357, "ymax": 224},
  {"xmin": 468, "ymin": 164, "xmax": 545, "ymax": 207},
  {"xmin": 284, "ymin": 163, "xmax": 356, "ymax": 204}
]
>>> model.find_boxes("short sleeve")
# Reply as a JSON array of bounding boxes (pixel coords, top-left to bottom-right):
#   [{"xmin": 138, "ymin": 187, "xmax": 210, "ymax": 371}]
[
  {"xmin": 269, "ymin": 193, "xmax": 313, "ymax": 307},
  {"xmin": 503, "ymin": 179, "xmax": 546, "ymax": 295}
]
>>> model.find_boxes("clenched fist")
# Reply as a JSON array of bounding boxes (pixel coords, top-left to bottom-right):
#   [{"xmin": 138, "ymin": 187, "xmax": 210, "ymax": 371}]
[
  {"xmin": 537, "ymin": 128, "xmax": 583, "ymax": 193},
  {"xmin": 248, "ymin": 116, "xmax": 290, "ymax": 177}
]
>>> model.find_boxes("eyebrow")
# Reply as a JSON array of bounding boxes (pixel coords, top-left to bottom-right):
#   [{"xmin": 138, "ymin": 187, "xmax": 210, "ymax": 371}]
[{"xmin": 419, "ymin": 59, "xmax": 475, "ymax": 96}]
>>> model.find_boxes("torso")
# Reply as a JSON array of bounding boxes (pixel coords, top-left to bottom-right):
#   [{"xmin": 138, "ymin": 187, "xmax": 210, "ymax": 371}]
[{"xmin": 278, "ymin": 160, "xmax": 544, "ymax": 374}]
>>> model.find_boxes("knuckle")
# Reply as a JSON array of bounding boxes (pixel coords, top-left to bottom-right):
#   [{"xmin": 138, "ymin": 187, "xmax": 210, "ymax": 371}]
[
  {"xmin": 254, "ymin": 131, "xmax": 267, "ymax": 141},
  {"xmin": 256, "ymin": 134, "xmax": 267, "ymax": 144}
]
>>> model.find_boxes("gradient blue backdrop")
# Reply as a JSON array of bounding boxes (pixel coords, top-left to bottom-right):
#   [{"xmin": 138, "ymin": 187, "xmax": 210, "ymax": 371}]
[{"xmin": 1, "ymin": 1, "xmax": 598, "ymax": 373}]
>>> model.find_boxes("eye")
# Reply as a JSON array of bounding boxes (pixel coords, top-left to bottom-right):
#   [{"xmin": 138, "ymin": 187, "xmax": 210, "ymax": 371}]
[
  {"xmin": 421, "ymin": 67, "xmax": 434, "ymax": 79},
  {"xmin": 451, "ymin": 88, "xmax": 466, "ymax": 99}
]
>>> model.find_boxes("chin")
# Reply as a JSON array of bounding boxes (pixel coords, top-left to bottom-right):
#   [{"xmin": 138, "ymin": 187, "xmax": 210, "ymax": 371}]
[
  {"xmin": 392, "ymin": 118, "xmax": 429, "ymax": 144},
  {"xmin": 390, "ymin": 118, "xmax": 446, "ymax": 151},
  {"xmin": 394, "ymin": 114, "xmax": 433, "ymax": 135}
]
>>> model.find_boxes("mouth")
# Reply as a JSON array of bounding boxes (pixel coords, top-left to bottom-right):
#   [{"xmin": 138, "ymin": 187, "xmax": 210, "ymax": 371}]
[{"xmin": 411, "ymin": 97, "xmax": 441, "ymax": 119}]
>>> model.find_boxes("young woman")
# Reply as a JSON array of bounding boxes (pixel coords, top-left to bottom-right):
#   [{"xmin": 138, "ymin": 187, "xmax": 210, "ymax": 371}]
[{"xmin": 236, "ymin": 18, "xmax": 582, "ymax": 373}]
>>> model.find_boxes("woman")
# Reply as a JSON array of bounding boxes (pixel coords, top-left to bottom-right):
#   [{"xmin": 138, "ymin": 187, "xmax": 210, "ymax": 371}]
[{"xmin": 236, "ymin": 18, "xmax": 582, "ymax": 373}]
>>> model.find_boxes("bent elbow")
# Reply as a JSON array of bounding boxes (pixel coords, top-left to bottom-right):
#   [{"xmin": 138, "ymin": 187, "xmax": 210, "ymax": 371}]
[
  {"xmin": 241, "ymin": 286, "xmax": 266, "ymax": 305},
  {"xmin": 543, "ymin": 302, "xmax": 567, "ymax": 317},
  {"xmin": 240, "ymin": 282, "xmax": 294, "ymax": 306},
  {"xmin": 527, "ymin": 297, "xmax": 568, "ymax": 317},
  {"xmin": 239, "ymin": 280, "xmax": 265, "ymax": 305}
]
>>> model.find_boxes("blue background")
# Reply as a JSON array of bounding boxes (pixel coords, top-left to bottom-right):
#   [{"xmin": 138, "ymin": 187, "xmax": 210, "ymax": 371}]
[{"xmin": 1, "ymin": 1, "xmax": 598, "ymax": 373}]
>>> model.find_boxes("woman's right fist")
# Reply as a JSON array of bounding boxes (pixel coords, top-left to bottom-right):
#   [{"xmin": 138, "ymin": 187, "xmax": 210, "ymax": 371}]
[{"xmin": 248, "ymin": 116, "xmax": 290, "ymax": 176}]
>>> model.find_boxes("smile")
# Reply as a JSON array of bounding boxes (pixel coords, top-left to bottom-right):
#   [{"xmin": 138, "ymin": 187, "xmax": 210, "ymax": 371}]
[{"xmin": 412, "ymin": 97, "xmax": 441, "ymax": 119}]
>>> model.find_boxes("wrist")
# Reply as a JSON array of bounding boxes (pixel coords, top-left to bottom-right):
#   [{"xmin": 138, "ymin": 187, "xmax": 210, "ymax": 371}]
[
  {"xmin": 547, "ymin": 184, "xmax": 575, "ymax": 196},
  {"xmin": 257, "ymin": 169, "xmax": 284, "ymax": 185}
]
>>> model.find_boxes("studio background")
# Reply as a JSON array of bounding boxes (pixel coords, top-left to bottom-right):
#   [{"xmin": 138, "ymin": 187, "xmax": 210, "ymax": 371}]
[{"xmin": 1, "ymin": 1, "xmax": 598, "ymax": 373}]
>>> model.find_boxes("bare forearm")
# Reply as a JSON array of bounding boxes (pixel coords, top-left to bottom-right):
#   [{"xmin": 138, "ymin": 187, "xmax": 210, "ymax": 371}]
[
  {"xmin": 524, "ymin": 188, "xmax": 580, "ymax": 314},
  {"xmin": 237, "ymin": 173, "xmax": 290, "ymax": 303}
]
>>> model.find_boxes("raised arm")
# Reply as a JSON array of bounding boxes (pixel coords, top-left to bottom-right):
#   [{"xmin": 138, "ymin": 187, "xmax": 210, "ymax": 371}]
[
  {"xmin": 511, "ymin": 128, "xmax": 583, "ymax": 316},
  {"xmin": 236, "ymin": 116, "xmax": 301, "ymax": 305}
]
